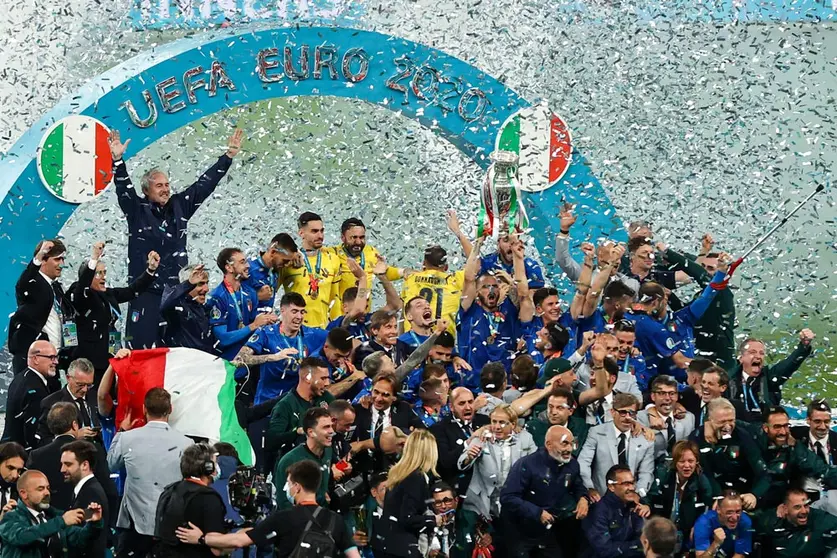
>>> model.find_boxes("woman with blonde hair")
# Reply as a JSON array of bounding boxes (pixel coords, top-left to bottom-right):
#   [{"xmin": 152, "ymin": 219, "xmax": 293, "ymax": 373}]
[{"xmin": 372, "ymin": 429, "xmax": 447, "ymax": 558}]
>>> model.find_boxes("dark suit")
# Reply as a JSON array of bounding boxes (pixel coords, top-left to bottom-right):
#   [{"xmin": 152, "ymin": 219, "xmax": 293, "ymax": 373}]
[
  {"xmin": 37, "ymin": 386, "xmax": 101, "ymax": 445},
  {"xmin": 351, "ymin": 401, "xmax": 425, "ymax": 474},
  {"xmin": 1, "ymin": 368, "xmax": 54, "ymax": 450},
  {"xmin": 27, "ymin": 434, "xmax": 118, "ymax": 520},
  {"xmin": 69, "ymin": 263, "xmax": 154, "ymax": 375},
  {"xmin": 429, "ymin": 414, "xmax": 490, "ymax": 496},
  {"xmin": 791, "ymin": 425, "xmax": 837, "ymax": 466},
  {"xmin": 7, "ymin": 260, "xmax": 74, "ymax": 373},
  {"xmin": 71, "ymin": 476, "xmax": 109, "ymax": 558},
  {"xmin": 371, "ymin": 471, "xmax": 436, "ymax": 558}
]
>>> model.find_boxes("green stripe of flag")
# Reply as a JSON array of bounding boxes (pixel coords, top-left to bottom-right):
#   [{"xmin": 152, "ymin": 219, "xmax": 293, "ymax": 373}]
[
  {"xmin": 498, "ymin": 114, "xmax": 520, "ymax": 153},
  {"xmin": 41, "ymin": 124, "xmax": 64, "ymax": 195},
  {"xmin": 219, "ymin": 361, "xmax": 255, "ymax": 466}
]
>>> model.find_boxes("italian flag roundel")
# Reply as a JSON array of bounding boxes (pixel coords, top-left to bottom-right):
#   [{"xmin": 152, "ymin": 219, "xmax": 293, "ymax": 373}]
[
  {"xmin": 37, "ymin": 115, "xmax": 113, "ymax": 204},
  {"xmin": 496, "ymin": 102, "xmax": 572, "ymax": 193},
  {"xmin": 110, "ymin": 348, "xmax": 254, "ymax": 466}
]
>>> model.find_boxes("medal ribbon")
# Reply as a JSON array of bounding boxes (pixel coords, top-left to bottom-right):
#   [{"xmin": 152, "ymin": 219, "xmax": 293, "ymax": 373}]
[
  {"xmin": 343, "ymin": 246, "xmax": 365, "ymax": 270},
  {"xmin": 224, "ymin": 279, "xmax": 245, "ymax": 326}
]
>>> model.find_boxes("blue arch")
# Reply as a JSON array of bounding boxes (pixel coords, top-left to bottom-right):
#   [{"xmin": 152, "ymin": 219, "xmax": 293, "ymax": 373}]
[{"xmin": 0, "ymin": 26, "xmax": 625, "ymax": 333}]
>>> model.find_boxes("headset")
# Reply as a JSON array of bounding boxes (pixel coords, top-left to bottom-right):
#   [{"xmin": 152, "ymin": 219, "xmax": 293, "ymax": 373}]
[{"xmin": 194, "ymin": 443, "xmax": 217, "ymax": 476}]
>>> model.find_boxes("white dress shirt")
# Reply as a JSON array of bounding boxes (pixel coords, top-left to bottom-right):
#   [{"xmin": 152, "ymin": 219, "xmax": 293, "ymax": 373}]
[{"xmin": 38, "ymin": 269, "xmax": 62, "ymax": 348}]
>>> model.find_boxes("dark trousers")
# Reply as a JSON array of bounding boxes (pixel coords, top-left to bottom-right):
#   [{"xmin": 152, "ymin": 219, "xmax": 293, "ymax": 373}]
[
  {"xmin": 247, "ymin": 416, "xmax": 270, "ymax": 474},
  {"xmin": 126, "ymin": 291, "xmax": 162, "ymax": 349},
  {"xmin": 116, "ymin": 528, "xmax": 155, "ymax": 558},
  {"xmin": 504, "ymin": 516, "xmax": 562, "ymax": 558}
]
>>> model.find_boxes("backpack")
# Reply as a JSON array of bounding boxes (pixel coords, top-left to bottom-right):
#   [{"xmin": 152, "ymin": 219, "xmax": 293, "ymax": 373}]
[
  {"xmin": 288, "ymin": 506, "xmax": 338, "ymax": 558},
  {"xmin": 154, "ymin": 480, "xmax": 210, "ymax": 544}
]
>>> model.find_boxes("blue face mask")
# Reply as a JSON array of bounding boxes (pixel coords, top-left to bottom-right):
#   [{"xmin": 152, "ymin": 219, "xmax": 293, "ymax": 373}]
[
  {"xmin": 211, "ymin": 463, "xmax": 221, "ymax": 483},
  {"xmin": 284, "ymin": 483, "xmax": 295, "ymax": 505}
]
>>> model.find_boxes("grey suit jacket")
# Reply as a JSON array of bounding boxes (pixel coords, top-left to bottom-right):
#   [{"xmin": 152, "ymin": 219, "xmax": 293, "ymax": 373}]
[
  {"xmin": 577, "ymin": 423, "xmax": 655, "ymax": 497},
  {"xmin": 458, "ymin": 430, "xmax": 537, "ymax": 519},
  {"xmin": 637, "ymin": 409, "xmax": 696, "ymax": 462},
  {"xmin": 107, "ymin": 421, "xmax": 192, "ymax": 535}
]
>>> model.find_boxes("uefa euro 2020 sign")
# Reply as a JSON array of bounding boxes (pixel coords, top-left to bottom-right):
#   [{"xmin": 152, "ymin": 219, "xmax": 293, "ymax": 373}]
[{"xmin": 0, "ymin": 24, "xmax": 626, "ymax": 329}]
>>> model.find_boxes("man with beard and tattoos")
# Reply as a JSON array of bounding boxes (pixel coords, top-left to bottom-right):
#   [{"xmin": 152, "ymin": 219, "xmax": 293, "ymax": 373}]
[
  {"xmin": 689, "ymin": 398, "xmax": 768, "ymax": 506},
  {"xmin": 459, "ymin": 237, "xmax": 534, "ymax": 386},
  {"xmin": 281, "ymin": 212, "xmax": 343, "ymax": 328},
  {"xmin": 244, "ymin": 233, "xmax": 298, "ymax": 310},
  {"xmin": 208, "ymin": 247, "xmax": 277, "ymax": 361},
  {"xmin": 332, "ymin": 217, "xmax": 404, "ymax": 316},
  {"xmin": 727, "ymin": 329, "xmax": 815, "ymax": 423}
]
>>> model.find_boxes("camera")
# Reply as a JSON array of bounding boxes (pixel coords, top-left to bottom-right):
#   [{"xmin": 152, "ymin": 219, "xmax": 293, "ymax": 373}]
[{"xmin": 228, "ymin": 466, "xmax": 273, "ymax": 524}]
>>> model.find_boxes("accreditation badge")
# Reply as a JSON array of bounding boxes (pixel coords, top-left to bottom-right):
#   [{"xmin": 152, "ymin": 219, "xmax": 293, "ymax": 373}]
[
  {"xmin": 108, "ymin": 330, "xmax": 122, "ymax": 355},
  {"xmin": 62, "ymin": 321, "xmax": 79, "ymax": 348}
]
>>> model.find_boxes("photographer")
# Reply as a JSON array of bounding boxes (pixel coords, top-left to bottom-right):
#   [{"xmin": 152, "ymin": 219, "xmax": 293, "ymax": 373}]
[
  {"xmin": 155, "ymin": 443, "xmax": 227, "ymax": 558},
  {"xmin": 176, "ymin": 460, "xmax": 360, "ymax": 558}
]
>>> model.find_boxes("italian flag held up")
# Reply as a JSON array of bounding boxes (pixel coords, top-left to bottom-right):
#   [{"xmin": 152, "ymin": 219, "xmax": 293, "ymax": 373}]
[
  {"xmin": 37, "ymin": 115, "xmax": 113, "ymax": 204},
  {"xmin": 110, "ymin": 348, "xmax": 254, "ymax": 466}
]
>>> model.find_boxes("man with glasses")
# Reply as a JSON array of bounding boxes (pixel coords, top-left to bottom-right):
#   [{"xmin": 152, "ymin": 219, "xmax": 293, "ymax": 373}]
[
  {"xmin": 2, "ymin": 340, "xmax": 60, "ymax": 450},
  {"xmin": 8, "ymin": 240, "xmax": 74, "ymax": 376},
  {"xmin": 526, "ymin": 387, "xmax": 588, "ymax": 454},
  {"xmin": 582, "ymin": 465, "xmax": 646, "ymax": 558},
  {"xmin": 638, "ymin": 375, "xmax": 695, "ymax": 465},
  {"xmin": 578, "ymin": 393, "xmax": 655, "ymax": 502},
  {"xmin": 37, "ymin": 358, "xmax": 101, "ymax": 445},
  {"xmin": 422, "ymin": 482, "xmax": 458, "ymax": 558},
  {"xmin": 791, "ymin": 399, "xmax": 837, "ymax": 466}
]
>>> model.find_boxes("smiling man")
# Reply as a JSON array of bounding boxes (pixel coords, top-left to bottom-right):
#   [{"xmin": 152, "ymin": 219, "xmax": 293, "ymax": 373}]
[
  {"xmin": 273, "ymin": 407, "xmax": 335, "ymax": 510},
  {"xmin": 691, "ymin": 398, "xmax": 769, "ymax": 506},
  {"xmin": 755, "ymin": 488, "xmax": 837, "ymax": 558},
  {"xmin": 693, "ymin": 491, "xmax": 753, "ymax": 558},
  {"xmin": 108, "ymin": 129, "xmax": 243, "ymax": 349},
  {"xmin": 727, "ymin": 329, "xmax": 815, "ymax": 422}
]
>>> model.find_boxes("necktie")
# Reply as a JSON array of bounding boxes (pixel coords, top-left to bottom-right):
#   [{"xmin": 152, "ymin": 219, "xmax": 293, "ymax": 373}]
[
  {"xmin": 666, "ymin": 417, "xmax": 676, "ymax": 454},
  {"xmin": 816, "ymin": 441, "xmax": 828, "ymax": 463},
  {"xmin": 0, "ymin": 487, "xmax": 8, "ymax": 509},
  {"xmin": 699, "ymin": 405, "xmax": 707, "ymax": 426},
  {"xmin": 618, "ymin": 433, "xmax": 628, "ymax": 465},
  {"xmin": 75, "ymin": 397, "xmax": 91, "ymax": 428},
  {"xmin": 594, "ymin": 401, "xmax": 605, "ymax": 424},
  {"xmin": 373, "ymin": 411, "xmax": 384, "ymax": 439},
  {"xmin": 37, "ymin": 513, "xmax": 63, "ymax": 558}
]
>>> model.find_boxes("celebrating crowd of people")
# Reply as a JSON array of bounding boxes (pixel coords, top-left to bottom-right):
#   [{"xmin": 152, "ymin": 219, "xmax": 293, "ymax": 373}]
[{"xmin": 0, "ymin": 128, "xmax": 832, "ymax": 558}]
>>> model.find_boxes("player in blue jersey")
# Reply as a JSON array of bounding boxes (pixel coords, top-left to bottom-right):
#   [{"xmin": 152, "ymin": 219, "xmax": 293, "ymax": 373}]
[
  {"xmin": 244, "ymin": 233, "xmax": 297, "ymax": 309},
  {"xmin": 207, "ymin": 247, "xmax": 277, "ymax": 362},
  {"xmin": 458, "ymin": 237, "xmax": 535, "ymax": 388}
]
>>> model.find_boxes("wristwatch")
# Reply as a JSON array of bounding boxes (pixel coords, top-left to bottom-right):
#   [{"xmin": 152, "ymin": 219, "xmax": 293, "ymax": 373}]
[{"xmin": 198, "ymin": 534, "xmax": 206, "ymax": 546}]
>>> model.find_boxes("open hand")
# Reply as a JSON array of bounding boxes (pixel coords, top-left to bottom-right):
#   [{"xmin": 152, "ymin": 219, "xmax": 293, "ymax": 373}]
[
  {"xmin": 226, "ymin": 129, "xmax": 244, "ymax": 157},
  {"xmin": 176, "ymin": 521, "xmax": 203, "ymax": 545},
  {"xmin": 108, "ymin": 130, "xmax": 131, "ymax": 160}
]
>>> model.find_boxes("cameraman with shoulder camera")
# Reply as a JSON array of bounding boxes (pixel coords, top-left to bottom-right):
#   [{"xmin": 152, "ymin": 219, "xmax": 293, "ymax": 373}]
[
  {"xmin": 176, "ymin": 459, "xmax": 361, "ymax": 558},
  {"xmin": 155, "ymin": 443, "xmax": 227, "ymax": 558}
]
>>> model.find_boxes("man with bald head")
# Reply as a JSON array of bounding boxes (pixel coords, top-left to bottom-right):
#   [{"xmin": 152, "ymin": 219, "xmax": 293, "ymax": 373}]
[
  {"xmin": 501, "ymin": 425, "xmax": 589, "ymax": 557},
  {"xmin": 2, "ymin": 340, "xmax": 59, "ymax": 450},
  {"xmin": 0, "ymin": 470, "xmax": 103, "ymax": 554},
  {"xmin": 430, "ymin": 387, "xmax": 490, "ymax": 495}
]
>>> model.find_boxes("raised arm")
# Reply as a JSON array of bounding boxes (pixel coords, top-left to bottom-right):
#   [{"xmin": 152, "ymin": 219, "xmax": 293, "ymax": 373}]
[
  {"xmin": 108, "ymin": 130, "xmax": 139, "ymax": 217},
  {"xmin": 111, "ymin": 251, "xmax": 159, "ymax": 304},
  {"xmin": 374, "ymin": 256, "xmax": 403, "ymax": 313},
  {"xmin": 555, "ymin": 204, "xmax": 582, "ymax": 282},
  {"xmin": 570, "ymin": 243, "xmax": 596, "ymax": 320},
  {"xmin": 446, "ymin": 209, "xmax": 474, "ymax": 258},
  {"xmin": 161, "ymin": 265, "xmax": 207, "ymax": 312},
  {"xmin": 577, "ymin": 341, "xmax": 613, "ymax": 406},
  {"xmin": 178, "ymin": 130, "xmax": 241, "ymax": 219},
  {"xmin": 344, "ymin": 257, "xmax": 368, "ymax": 323},
  {"xmin": 393, "ymin": 319, "xmax": 448, "ymax": 385},
  {"xmin": 72, "ymin": 242, "xmax": 104, "ymax": 315},
  {"xmin": 581, "ymin": 244, "xmax": 625, "ymax": 318},
  {"xmin": 512, "ymin": 238, "xmax": 534, "ymax": 323},
  {"xmin": 460, "ymin": 237, "xmax": 483, "ymax": 312},
  {"xmin": 768, "ymin": 329, "xmax": 815, "ymax": 386}
]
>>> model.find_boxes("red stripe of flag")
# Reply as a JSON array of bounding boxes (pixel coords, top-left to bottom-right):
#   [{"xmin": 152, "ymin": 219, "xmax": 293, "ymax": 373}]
[{"xmin": 94, "ymin": 123, "xmax": 113, "ymax": 194}]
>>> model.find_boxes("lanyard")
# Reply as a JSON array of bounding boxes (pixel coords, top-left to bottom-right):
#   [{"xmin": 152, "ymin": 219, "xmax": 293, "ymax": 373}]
[
  {"xmin": 742, "ymin": 380, "xmax": 760, "ymax": 411},
  {"xmin": 622, "ymin": 356, "xmax": 631, "ymax": 375},
  {"xmin": 486, "ymin": 310, "xmax": 503, "ymax": 337},
  {"xmin": 261, "ymin": 255, "xmax": 276, "ymax": 288},
  {"xmin": 409, "ymin": 331, "xmax": 422, "ymax": 347},
  {"xmin": 343, "ymin": 246, "xmax": 365, "ymax": 270},
  {"xmin": 224, "ymin": 280, "xmax": 245, "ymax": 326},
  {"xmin": 303, "ymin": 250, "xmax": 323, "ymax": 278},
  {"xmin": 672, "ymin": 485, "xmax": 682, "ymax": 523},
  {"xmin": 281, "ymin": 331, "xmax": 305, "ymax": 362}
]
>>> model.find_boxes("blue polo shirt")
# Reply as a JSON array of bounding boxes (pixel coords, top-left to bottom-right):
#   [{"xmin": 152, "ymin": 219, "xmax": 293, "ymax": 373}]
[
  {"xmin": 622, "ymin": 310, "xmax": 678, "ymax": 385},
  {"xmin": 246, "ymin": 324, "xmax": 328, "ymax": 404},
  {"xmin": 693, "ymin": 510, "xmax": 752, "ymax": 556},
  {"xmin": 479, "ymin": 253, "xmax": 545, "ymax": 289},
  {"xmin": 458, "ymin": 298, "xmax": 522, "ymax": 387},
  {"xmin": 244, "ymin": 254, "xmax": 279, "ymax": 309},
  {"xmin": 326, "ymin": 313, "xmax": 371, "ymax": 344},
  {"xmin": 400, "ymin": 361, "xmax": 457, "ymax": 404},
  {"xmin": 395, "ymin": 330, "xmax": 430, "ymax": 363},
  {"xmin": 208, "ymin": 282, "xmax": 260, "ymax": 361}
]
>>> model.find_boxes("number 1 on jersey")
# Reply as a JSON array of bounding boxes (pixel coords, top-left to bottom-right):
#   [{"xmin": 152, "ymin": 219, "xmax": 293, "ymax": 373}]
[{"xmin": 418, "ymin": 287, "xmax": 444, "ymax": 320}]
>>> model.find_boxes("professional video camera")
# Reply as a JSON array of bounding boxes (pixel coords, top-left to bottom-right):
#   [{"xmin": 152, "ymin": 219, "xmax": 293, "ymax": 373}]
[{"xmin": 228, "ymin": 466, "xmax": 273, "ymax": 524}]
